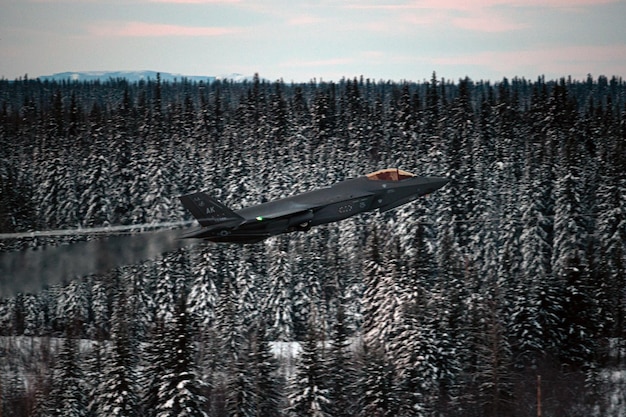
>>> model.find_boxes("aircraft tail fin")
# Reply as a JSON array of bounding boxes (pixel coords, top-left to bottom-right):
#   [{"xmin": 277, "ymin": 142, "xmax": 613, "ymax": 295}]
[{"xmin": 179, "ymin": 192, "xmax": 244, "ymax": 227}]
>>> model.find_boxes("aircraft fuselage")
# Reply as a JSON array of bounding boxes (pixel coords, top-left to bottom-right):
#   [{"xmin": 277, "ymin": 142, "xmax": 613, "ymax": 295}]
[{"xmin": 180, "ymin": 169, "xmax": 448, "ymax": 243}]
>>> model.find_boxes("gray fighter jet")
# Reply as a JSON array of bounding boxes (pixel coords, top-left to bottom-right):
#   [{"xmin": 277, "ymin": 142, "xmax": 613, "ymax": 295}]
[{"xmin": 179, "ymin": 168, "xmax": 449, "ymax": 243}]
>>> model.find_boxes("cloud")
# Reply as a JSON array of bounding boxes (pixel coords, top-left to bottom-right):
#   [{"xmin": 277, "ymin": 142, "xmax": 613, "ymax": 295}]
[
  {"xmin": 345, "ymin": 0, "xmax": 616, "ymax": 10},
  {"xmin": 286, "ymin": 14, "xmax": 325, "ymax": 26},
  {"xmin": 28, "ymin": 0, "xmax": 240, "ymax": 3},
  {"xmin": 451, "ymin": 9, "xmax": 527, "ymax": 32},
  {"xmin": 147, "ymin": 0, "xmax": 240, "ymax": 3},
  {"xmin": 345, "ymin": 1, "xmax": 528, "ymax": 33},
  {"xmin": 90, "ymin": 21, "xmax": 239, "ymax": 37},
  {"xmin": 345, "ymin": 0, "xmax": 617, "ymax": 33}
]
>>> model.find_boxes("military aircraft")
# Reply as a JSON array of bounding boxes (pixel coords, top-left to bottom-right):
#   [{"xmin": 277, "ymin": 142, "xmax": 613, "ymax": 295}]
[{"xmin": 179, "ymin": 168, "xmax": 448, "ymax": 244}]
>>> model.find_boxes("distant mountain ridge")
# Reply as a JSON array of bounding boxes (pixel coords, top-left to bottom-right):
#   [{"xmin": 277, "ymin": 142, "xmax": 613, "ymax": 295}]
[{"xmin": 37, "ymin": 70, "xmax": 252, "ymax": 83}]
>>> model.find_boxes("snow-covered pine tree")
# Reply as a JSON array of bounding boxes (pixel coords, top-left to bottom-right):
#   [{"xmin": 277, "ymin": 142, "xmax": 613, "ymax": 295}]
[
  {"xmin": 226, "ymin": 319, "xmax": 283, "ymax": 417},
  {"xmin": 154, "ymin": 255, "xmax": 177, "ymax": 323},
  {"xmin": 287, "ymin": 312, "xmax": 330, "ymax": 417},
  {"xmin": 443, "ymin": 77, "xmax": 477, "ymax": 248},
  {"xmin": 85, "ymin": 340, "xmax": 106, "ymax": 417},
  {"xmin": 249, "ymin": 321, "xmax": 283, "ymax": 417},
  {"xmin": 93, "ymin": 286, "xmax": 139, "ymax": 417},
  {"xmin": 390, "ymin": 297, "xmax": 441, "ymax": 416},
  {"xmin": 291, "ymin": 236, "xmax": 327, "ymax": 341},
  {"xmin": 548, "ymin": 81, "xmax": 594, "ymax": 364},
  {"xmin": 56, "ymin": 280, "xmax": 89, "ymax": 337},
  {"xmin": 1, "ymin": 362, "xmax": 27, "ymax": 417},
  {"xmin": 264, "ymin": 237, "xmax": 294, "ymax": 341},
  {"xmin": 311, "ymin": 84, "xmax": 336, "ymax": 144},
  {"xmin": 188, "ymin": 245, "xmax": 219, "ymax": 329},
  {"xmin": 225, "ymin": 348, "xmax": 257, "ymax": 417},
  {"xmin": 327, "ymin": 301, "xmax": 357, "ymax": 417},
  {"xmin": 593, "ymin": 123, "xmax": 626, "ymax": 357},
  {"xmin": 22, "ymin": 293, "xmax": 42, "ymax": 336},
  {"xmin": 362, "ymin": 225, "xmax": 391, "ymax": 348},
  {"xmin": 214, "ymin": 269, "xmax": 247, "ymax": 416},
  {"xmin": 50, "ymin": 331, "xmax": 86, "ymax": 417},
  {"xmin": 462, "ymin": 292, "xmax": 513, "ymax": 417},
  {"xmin": 154, "ymin": 294, "xmax": 208, "ymax": 417},
  {"xmin": 357, "ymin": 342, "xmax": 400, "ymax": 417},
  {"xmin": 125, "ymin": 263, "xmax": 155, "ymax": 343},
  {"xmin": 29, "ymin": 336, "xmax": 55, "ymax": 417},
  {"xmin": 235, "ymin": 248, "xmax": 262, "ymax": 327},
  {"xmin": 551, "ymin": 125, "xmax": 597, "ymax": 365},
  {"xmin": 510, "ymin": 124, "xmax": 554, "ymax": 365},
  {"xmin": 140, "ymin": 319, "xmax": 168, "ymax": 416},
  {"xmin": 187, "ymin": 246, "xmax": 220, "ymax": 390},
  {"xmin": 88, "ymin": 278, "xmax": 110, "ymax": 341},
  {"xmin": 78, "ymin": 142, "xmax": 113, "ymax": 228}
]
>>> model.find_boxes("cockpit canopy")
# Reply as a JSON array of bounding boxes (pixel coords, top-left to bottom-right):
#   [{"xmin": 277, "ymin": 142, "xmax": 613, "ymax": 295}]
[{"xmin": 366, "ymin": 168, "xmax": 416, "ymax": 181}]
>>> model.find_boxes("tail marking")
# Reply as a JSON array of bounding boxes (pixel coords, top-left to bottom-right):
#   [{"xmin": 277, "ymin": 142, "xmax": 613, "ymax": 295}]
[{"xmin": 179, "ymin": 193, "xmax": 243, "ymax": 227}]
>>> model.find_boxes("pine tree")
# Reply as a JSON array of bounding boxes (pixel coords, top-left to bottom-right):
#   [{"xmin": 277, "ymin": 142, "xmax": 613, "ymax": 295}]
[
  {"xmin": 235, "ymin": 249, "xmax": 262, "ymax": 327},
  {"xmin": 2, "ymin": 363, "xmax": 28, "ymax": 417},
  {"xmin": 327, "ymin": 302, "xmax": 357, "ymax": 417},
  {"xmin": 463, "ymin": 292, "xmax": 513, "ymax": 417},
  {"xmin": 362, "ymin": 225, "xmax": 390, "ymax": 348},
  {"xmin": 154, "ymin": 295, "xmax": 208, "ymax": 417},
  {"xmin": 216, "ymin": 270, "xmax": 246, "ymax": 416},
  {"xmin": 141, "ymin": 320, "xmax": 168, "ymax": 416},
  {"xmin": 188, "ymin": 246, "xmax": 219, "ymax": 329},
  {"xmin": 30, "ymin": 334, "xmax": 55, "ymax": 417},
  {"xmin": 391, "ymin": 300, "xmax": 440, "ymax": 416},
  {"xmin": 56, "ymin": 280, "xmax": 89, "ymax": 337},
  {"xmin": 22, "ymin": 293, "xmax": 42, "ymax": 336},
  {"xmin": 551, "ymin": 129, "xmax": 596, "ymax": 364},
  {"xmin": 85, "ymin": 340, "xmax": 106, "ymax": 417},
  {"xmin": 264, "ymin": 237, "xmax": 294, "ymax": 341},
  {"xmin": 50, "ymin": 332, "xmax": 86, "ymax": 417},
  {"xmin": 594, "ymin": 126, "xmax": 626, "ymax": 359},
  {"xmin": 80, "ymin": 153, "xmax": 113, "ymax": 227},
  {"xmin": 154, "ymin": 256, "xmax": 177, "ymax": 323},
  {"xmin": 287, "ymin": 314, "xmax": 330, "ymax": 417},
  {"xmin": 444, "ymin": 77, "xmax": 477, "ymax": 247},
  {"xmin": 127, "ymin": 263, "xmax": 155, "ymax": 343},
  {"xmin": 94, "ymin": 287, "xmax": 139, "ymax": 417},
  {"xmin": 358, "ymin": 343, "xmax": 400, "ymax": 417},
  {"xmin": 510, "ymin": 123, "xmax": 553, "ymax": 364},
  {"xmin": 249, "ymin": 321, "xmax": 282, "ymax": 417},
  {"xmin": 88, "ymin": 279, "xmax": 110, "ymax": 341},
  {"xmin": 226, "ymin": 350, "xmax": 257, "ymax": 417}
]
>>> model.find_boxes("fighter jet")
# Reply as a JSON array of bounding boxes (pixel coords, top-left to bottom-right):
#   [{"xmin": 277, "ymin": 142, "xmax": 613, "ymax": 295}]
[{"xmin": 179, "ymin": 168, "xmax": 449, "ymax": 244}]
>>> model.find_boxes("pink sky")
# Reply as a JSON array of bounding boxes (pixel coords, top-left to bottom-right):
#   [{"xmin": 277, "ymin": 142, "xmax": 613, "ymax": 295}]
[
  {"xmin": 91, "ymin": 22, "xmax": 240, "ymax": 37},
  {"xmin": 1, "ymin": 0, "xmax": 624, "ymax": 81}
]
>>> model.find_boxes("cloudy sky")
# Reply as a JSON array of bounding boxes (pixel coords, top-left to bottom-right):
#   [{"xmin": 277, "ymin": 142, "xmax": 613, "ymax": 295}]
[{"xmin": 1, "ymin": 0, "xmax": 625, "ymax": 82}]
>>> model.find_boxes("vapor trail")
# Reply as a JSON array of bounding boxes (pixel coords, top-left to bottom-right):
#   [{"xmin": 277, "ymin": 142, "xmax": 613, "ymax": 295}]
[
  {"xmin": 0, "ymin": 220, "xmax": 195, "ymax": 240},
  {"xmin": 0, "ymin": 225, "xmax": 198, "ymax": 297}
]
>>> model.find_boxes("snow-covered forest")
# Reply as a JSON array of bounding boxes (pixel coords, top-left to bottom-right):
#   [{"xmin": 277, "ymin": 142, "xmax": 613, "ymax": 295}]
[{"xmin": 1, "ymin": 72, "xmax": 625, "ymax": 416}]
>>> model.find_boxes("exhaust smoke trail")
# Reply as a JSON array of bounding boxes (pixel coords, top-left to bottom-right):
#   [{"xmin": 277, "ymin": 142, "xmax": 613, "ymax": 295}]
[
  {"xmin": 0, "ymin": 220, "xmax": 195, "ymax": 240},
  {"xmin": 0, "ymin": 223, "xmax": 197, "ymax": 297}
]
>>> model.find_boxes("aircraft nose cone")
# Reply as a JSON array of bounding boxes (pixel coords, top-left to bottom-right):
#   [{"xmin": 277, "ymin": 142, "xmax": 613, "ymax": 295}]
[{"xmin": 421, "ymin": 176, "xmax": 450, "ymax": 194}]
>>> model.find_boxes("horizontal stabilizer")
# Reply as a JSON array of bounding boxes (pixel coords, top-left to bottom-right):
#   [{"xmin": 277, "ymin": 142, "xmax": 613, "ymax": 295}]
[{"xmin": 179, "ymin": 193, "xmax": 244, "ymax": 227}]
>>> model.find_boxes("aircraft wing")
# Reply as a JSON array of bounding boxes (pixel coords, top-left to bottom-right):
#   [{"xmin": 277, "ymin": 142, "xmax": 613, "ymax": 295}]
[{"xmin": 237, "ymin": 189, "xmax": 375, "ymax": 222}]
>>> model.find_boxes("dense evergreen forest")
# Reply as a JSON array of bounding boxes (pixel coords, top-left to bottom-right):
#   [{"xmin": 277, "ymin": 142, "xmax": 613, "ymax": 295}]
[{"xmin": 1, "ymin": 72, "xmax": 625, "ymax": 417}]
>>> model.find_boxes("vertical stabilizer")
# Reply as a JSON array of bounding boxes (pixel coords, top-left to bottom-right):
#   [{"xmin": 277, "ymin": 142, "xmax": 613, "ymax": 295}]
[{"xmin": 179, "ymin": 193, "xmax": 243, "ymax": 227}]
